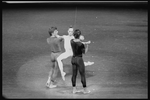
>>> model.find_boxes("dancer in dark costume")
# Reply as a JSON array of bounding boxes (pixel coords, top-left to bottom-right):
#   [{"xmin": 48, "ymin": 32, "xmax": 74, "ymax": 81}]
[{"xmin": 70, "ymin": 29, "xmax": 91, "ymax": 94}]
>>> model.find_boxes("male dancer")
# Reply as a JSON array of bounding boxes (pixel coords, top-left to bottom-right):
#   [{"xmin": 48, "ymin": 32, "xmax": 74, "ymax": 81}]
[
  {"xmin": 46, "ymin": 27, "xmax": 63, "ymax": 88},
  {"xmin": 70, "ymin": 29, "xmax": 90, "ymax": 94},
  {"xmin": 56, "ymin": 27, "xmax": 92, "ymax": 81}
]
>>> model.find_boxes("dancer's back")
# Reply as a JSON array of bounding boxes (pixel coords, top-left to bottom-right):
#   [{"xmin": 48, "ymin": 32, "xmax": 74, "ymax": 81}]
[{"xmin": 70, "ymin": 40, "xmax": 85, "ymax": 57}]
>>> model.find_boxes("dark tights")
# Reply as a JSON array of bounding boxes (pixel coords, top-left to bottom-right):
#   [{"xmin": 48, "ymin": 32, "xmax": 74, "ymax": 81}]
[{"xmin": 71, "ymin": 56, "xmax": 86, "ymax": 87}]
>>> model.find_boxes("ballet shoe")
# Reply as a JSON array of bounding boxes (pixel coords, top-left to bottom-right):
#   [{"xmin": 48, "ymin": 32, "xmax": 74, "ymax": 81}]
[
  {"xmin": 46, "ymin": 81, "xmax": 50, "ymax": 87},
  {"xmin": 82, "ymin": 88, "xmax": 91, "ymax": 94},
  {"xmin": 49, "ymin": 84, "xmax": 57, "ymax": 88},
  {"xmin": 84, "ymin": 61, "xmax": 94, "ymax": 66},
  {"xmin": 72, "ymin": 88, "xmax": 78, "ymax": 94},
  {"xmin": 83, "ymin": 90, "xmax": 90, "ymax": 94},
  {"xmin": 61, "ymin": 72, "xmax": 66, "ymax": 81},
  {"xmin": 46, "ymin": 83, "xmax": 57, "ymax": 89}
]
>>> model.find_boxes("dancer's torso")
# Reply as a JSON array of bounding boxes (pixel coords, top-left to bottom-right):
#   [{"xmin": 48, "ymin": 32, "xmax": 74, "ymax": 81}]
[
  {"xmin": 63, "ymin": 35, "xmax": 74, "ymax": 52},
  {"xmin": 48, "ymin": 37, "xmax": 63, "ymax": 53},
  {"xmin": 71, "ymin": 39, "xmax": 85, "ymax": 57}
]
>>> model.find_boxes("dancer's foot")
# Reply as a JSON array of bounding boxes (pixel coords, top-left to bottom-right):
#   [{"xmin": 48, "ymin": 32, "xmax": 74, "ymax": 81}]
[
  {"xmin": 46, "ymin": 79, "xmax": 56, "ymax": 87},
  {"xmin": 49, "ymin": 84, "xmax": 57, "ymax": 88},
  {"xmin": 46, "ymin": 80, "xmax": 50, "ymax": 87},
  {"xmin": 46, "ymin": 84, "xmax": 57, "ymax": 88},
  {"xmin": 72, "ymin": 87, "xmax": 79, "ymax": 94},
  {"xmin": 83, "ymin": 88, "xmax": 90, "ymax": 94},
  {"xmin": 61, "ymin": 72, "xmax": 66, "ymax": 81},
  {"xmin": 84, "ymin": 61, "xmax": 94, "ymax": 66},
  {"xmin": 51, "ymin": 80, "xmax": 57, "ymax": 84}
]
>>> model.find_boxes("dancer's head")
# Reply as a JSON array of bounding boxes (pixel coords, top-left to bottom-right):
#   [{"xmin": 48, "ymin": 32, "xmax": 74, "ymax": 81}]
[
  {"xmin": 68, "ymin": 27, "xmax": 74, "ymax": 36},
  {"xmin": 48, "ymin": 27, "xmax": 58, "ymax": 36},
  {"xmin": 73, "ymin": 29, "xmax": 81, "ymax": 39}
]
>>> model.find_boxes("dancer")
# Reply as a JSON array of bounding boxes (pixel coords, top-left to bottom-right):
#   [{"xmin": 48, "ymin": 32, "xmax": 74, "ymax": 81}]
[
  {"xmin": 56, "ymin": 27, "xmax": 92, "ymax": 81},
  {"xmin": 70, "ymin": 29, "xmax": 90, "ymax": 94},
  {"xmin": 46, "ymin": 27, "xmax": 63, "ymax": 88}
]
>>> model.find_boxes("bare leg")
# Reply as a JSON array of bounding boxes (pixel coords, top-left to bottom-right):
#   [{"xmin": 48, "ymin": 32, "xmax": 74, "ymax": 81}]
[
  {"xmin": 46, "ymin": 61, "xmax": 55, "ymax": 87},
  {"xmin": 46, "ymin": 67, "xmax": 54, "ymax": 87},
  {"xmin": 51, "ymin": 62, "xmax": 58, "ymax": 82},
  {"xmin": 57, "ymin": 51, "xmax": 71, "ymax": 81},
  {"xmin": 46, "ymin": 61, "xmax": 58, "ymax": 89}
]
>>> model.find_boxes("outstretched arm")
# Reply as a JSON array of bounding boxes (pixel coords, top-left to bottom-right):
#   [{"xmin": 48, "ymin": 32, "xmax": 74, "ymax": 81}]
[
  {"xmin": 79, "ymin": 35, "xmax": 91, "ymax": 45},
  {"xmin": 56, "ymin": 35, "xmax": 64, "ymax": 38},
  {"xmin": 82, "ymin": 41, "xmax": 91, "ymax": 45},
  {"xmin": 56, "ymin": 35, "xmax": 64, "ymax": 42}
]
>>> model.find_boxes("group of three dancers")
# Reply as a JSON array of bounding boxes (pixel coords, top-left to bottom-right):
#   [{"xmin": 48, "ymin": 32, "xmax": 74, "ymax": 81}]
[{"xmin": 46, "ymin": 26, "xmax": 93, "ymax": 93}]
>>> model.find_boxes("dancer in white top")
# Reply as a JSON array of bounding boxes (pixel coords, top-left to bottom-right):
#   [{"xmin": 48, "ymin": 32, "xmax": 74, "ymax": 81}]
[{"xmin": 56, "ymin": 27, "xmax": 93, "ymax": 81}]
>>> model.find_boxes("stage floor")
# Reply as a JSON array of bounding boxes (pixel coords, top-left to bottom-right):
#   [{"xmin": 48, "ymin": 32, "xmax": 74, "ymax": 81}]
[{"xmin": 2, "ymin": 4, "xmax": 147, "ymax": 98}]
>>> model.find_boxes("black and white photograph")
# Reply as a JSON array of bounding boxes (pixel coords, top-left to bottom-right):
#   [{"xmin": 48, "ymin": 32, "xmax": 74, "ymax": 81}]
[{"xmin": 2, "ymin": 1, "xmax": 148, "ymax": 99}]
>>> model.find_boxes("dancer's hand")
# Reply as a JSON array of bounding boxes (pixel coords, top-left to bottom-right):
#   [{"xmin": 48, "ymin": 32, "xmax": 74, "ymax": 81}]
[
  {"xmin": 86, "ymin": 41, "xmax": 91, "ymax": 44},
  {"xmin": 82, "ymin": 40, "xmax": 91, "ymax": 45},
  {"xmin": 84, "ymin": 41, "xmax": 91, "ymax": 45}
]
